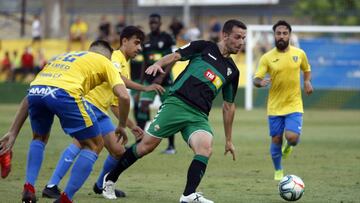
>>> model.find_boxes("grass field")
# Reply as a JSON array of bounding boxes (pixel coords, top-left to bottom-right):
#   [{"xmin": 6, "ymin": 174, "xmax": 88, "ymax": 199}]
[{"xmin": 0, "ymin": 104, "xmax": 359, "ymax": 203}]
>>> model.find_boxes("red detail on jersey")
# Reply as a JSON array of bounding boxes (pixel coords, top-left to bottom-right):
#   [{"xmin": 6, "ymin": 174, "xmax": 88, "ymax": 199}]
[{"xmin": 204, "ymin": 69, "xmax": 216, "ymax": 82}]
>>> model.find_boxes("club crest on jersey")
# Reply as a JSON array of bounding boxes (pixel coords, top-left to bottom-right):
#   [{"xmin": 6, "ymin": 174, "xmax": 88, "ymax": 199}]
[
  {"xmin": 293, "ymin": 56, "xmax": 298, "ymax": 62},
  {"xmin": 158, "ymin": 41, "xmax": 164, "ymax": 48},
  {"xmin": 227, "ymin": 67, "xmax": 232, "ymax": 76}
]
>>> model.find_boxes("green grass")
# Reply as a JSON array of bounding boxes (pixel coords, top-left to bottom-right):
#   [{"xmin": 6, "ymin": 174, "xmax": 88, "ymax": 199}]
[{"xmin": 0, "ymin": 104, "xmax": 360, "ymax": 203}]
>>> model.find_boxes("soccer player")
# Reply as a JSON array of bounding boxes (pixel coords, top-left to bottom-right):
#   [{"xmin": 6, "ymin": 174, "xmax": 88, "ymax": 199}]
[
  {"xmin": 0, "ymin": 40, "xmax": 130, "ymax": 203},
  {"xmin": 102, "ymin": 19, "xmax": 247, "ymax": 203},
  {"xmin": 138, "ymin": 13, "xmax": 177, "ymax": 154},
  {"xmin": 253, "ymin": 20, "xmax": 313, "ymax": 181}
]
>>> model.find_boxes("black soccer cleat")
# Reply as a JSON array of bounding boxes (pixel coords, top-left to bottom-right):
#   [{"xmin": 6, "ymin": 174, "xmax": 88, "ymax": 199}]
[
  {"xmin": 93, "ymin": 182, "xmax": 126, "ymax": 197},
  {"xmin": 42, "ymin": 185, "xmax": 61, "ymax": 199}
]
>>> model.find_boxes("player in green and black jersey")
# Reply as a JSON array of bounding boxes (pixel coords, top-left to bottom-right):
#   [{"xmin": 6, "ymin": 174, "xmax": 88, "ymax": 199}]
[
  {"xmin": 103, "ymin": 19, "xmax": 247, "ymax": 202},
  {"xmin": 138, "ymin": 13, "xmax": 176, "ymax": 154}
]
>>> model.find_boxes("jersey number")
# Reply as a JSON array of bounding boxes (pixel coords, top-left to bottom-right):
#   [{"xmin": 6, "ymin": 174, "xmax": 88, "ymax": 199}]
[{"xmin": 62, "ymin": 52, "xmax": 87, "ymax": 62}]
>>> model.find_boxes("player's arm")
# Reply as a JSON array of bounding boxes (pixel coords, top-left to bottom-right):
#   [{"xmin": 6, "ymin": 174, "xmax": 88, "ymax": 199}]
[
  {"xmin": 146, "ymin": 40, "xmax": 209, "ymax": 76},
  {"xmin": 145, "ymin": 52, "xmax": 181, "ymax": 76},
  {"xmin": 222, "ymin": 101, "xmax": 236, "ymax": 161},
  {"xmin": 301, "ymin": 51, "xmax": 313, "ymax": 95},
  {"xmin": 110, "ymin": 105, "xmax": 144, "ymax": 141},
  {"xmin": 0, "ymin": 96, "xmax": 29, "ymax": 155},
  {"xmin": 112, "ymin": 84, "xmax": 130, "ymax": 144},
  {"xmin": 253, "ymin": 55, "xmax": 270, "ymax": 88},
  {"xmin": 121, "ymin": 75, "xmax": 165, "ymax": 95}
]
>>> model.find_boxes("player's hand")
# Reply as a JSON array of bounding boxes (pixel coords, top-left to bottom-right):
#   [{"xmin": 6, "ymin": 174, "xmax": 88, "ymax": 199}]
[
  {"xmin": 131, "ymin": 126, "xmax": 144, "ymax": 141},
  {"xmin": 304, "ymin": 81, "xmax": 313, "ymax": 95},
  {"xmin": 115, "ymin": 126, "xmax": 128, "ymax": 145},
  {"xmin": 145, "ymin": 64, "xmax": 165, "ymax": 76},
  {"xmin": 145, "ymin": 84, "xmax": 165, "ymax": 95},
  {"xmin": 0, "ymin": 132, "xmax": 16, "ymax": 155},
  {"xmin": 260, "ymin": 78, "xmax": 271, "ymax": 87},
  {"xmin": 224, "ymin": 141, "xmax": 236, "ymax": 161}
]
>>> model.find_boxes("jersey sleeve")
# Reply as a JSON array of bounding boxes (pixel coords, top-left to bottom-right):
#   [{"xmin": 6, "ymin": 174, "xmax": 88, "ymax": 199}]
[
  {"xmin": 110, "ymin": 95, "xmax": 119, "ymax": 107},
  {"xmin": 104, "ymin": 61, "xmax": 124, "ymax": 88},
  {"xmin": 254, "ymin": 55, "xmax": 268, "ymax": 79},
  {"xmin": 176, "ymin": 40, "xmax": 209, "ymax": 61},
  {"xmin": 300, "ymin": 50, "xmax": 311, "ymax": 72},
  {"xmin": 222, "ymin": 71, "xmax": 239, "ymax": 103}
]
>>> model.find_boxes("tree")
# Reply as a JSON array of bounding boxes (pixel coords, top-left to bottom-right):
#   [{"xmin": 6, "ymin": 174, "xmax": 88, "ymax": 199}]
[{"xmin": 293, "ymin": 0, "xmax": 360, "ymax": 25}]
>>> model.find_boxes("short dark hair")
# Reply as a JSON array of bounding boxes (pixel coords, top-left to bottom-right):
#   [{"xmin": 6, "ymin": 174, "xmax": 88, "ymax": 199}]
[
  {"xmin": 272, "ymin": 20, "xmax": 292, "ymax": 32},
  {"xmin": 222, "ymin": 19, "xmax": 247, "ymax": 34},
  {"xmin": 89, "ymin": 40, "xmax": 113, "ymax": 53},
  {"xmin": 149, "ymin": 13, "xmax": 161, "ymax": 20},
  {"xmin": 120, "ymin": 25, "xmax": 145, "ymax": 45}
]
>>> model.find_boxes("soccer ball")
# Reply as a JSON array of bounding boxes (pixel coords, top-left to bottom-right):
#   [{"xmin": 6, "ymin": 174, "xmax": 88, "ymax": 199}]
[{"xmin": 278, "ymin": 175, "xmax": 305, "ymax": 201}]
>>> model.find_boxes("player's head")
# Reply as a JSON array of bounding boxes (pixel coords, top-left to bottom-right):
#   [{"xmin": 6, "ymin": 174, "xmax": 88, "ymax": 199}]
[
  {"xmin": 149, "ymin": 13, "xmax": 161, "ymax": 33},
  {"xmin": 89, "ymin": 40, "xmax": 113, "ymax": 59},
  {"xmin": 120, "ymin": 25, "xmax": 145, "ymax": 59},
  {"xmin": 273, "ymin": 20, "xmax": 292, "ymax": 51},
  {"xmin": 222, "ymin": 19, "xmax": 247, "ymax": 55}
]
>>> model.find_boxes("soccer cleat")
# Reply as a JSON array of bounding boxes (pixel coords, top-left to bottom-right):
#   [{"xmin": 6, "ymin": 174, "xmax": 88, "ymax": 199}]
[
  {"xmin": 22, "ymin": 183, "xmax": 37, "ymax": 203},
  {"xmin": 93, "ymin": 182, "xmax": 126, "ymax": 197},
  {"xmin": 274, "ymin": 169, "xmax": 284, "ymax": 181},
  {"xmin": 161, "ymin": 147, "xmax": 176, "ymax": 155},
  {"xmin": 0, "ymin": 150, "xmax": 12, "ymax": 178},
  {"xmin": 102, "ymin": 173, "xmax": 117, "ymax": 199},
  {"xmin": 53, "ymin": 192, "xmax": 72, "ymax": 203},
  {"xmin": 42, "ymin": 185, "xmax": 61, "ymax": 199},
  {"xmin": 282, "ymin": 142, "xmax": 293, "ymax": 159},
  {"xmin": 179, "ymin": 192, "xmax": 214, "ymax": 203}
]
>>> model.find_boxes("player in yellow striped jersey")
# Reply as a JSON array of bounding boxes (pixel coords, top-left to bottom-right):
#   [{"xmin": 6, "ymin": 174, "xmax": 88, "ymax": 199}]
[
  {"xmin": 0, "ymin": 40, "xmax": 131, "ymax": 203},
  {"xmin": 253, "ymin": 20, "xmax": 313, "ymax": 181}
]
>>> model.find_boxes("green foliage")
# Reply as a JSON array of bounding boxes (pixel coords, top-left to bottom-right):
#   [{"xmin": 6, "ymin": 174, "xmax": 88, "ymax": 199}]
[
  {"xmin": 293, "ymin": 0, "xmax": 360, "ymax": 25},
  {"xmin": 0, "ymin": 106, "xmax": 360, "ymax": 202}
]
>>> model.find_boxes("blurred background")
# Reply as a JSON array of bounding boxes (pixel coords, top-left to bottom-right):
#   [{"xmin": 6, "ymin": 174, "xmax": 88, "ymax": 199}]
[{"xmin": 0, "ymin": 0, "xmax": 359, "ymax": 110}]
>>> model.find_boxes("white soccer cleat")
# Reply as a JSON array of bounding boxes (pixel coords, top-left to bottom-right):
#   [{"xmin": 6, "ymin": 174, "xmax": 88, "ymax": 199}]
[
  {"xmin": 102, "ymin": 173, "xmax": 117, "ymax": 200},
  {"xmin": 179, "ymin": 192, "xmax": 214, "ymax": 203}
]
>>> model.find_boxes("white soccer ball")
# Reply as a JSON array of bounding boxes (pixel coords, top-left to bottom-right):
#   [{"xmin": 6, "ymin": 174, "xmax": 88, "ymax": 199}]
[{"xmin": 278, "ymin": 175, "xmax": 305, "ymax": 201}]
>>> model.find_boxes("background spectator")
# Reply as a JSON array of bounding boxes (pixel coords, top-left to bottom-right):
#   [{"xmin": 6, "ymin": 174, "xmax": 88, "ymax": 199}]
[
  {"xmin": 1, "ymin": 51, "xmax": 11, "ymax": 81},
  {"xmin": 184, "ymin": 22, "xmax": 201, "ymax": 42},
  {"xmin": 97, "ymin": 15, "xmax": 112, "ymax": 42},
  {"xmin": 113, "ymin": 15, "xmax": 126, "ymax": 47},
  {"xmin": 208, "ymin": 16, "xmax": 221, "ymax": 42},
  {"xmin": 67, "ymin": 16, "xmax": 88, "ymax": 51},
  {"xmin": 169, "ymin": 16, "xmax": 184, "ymax": 41},
  {"xmin": 31, "ymin": 14, "xmax": 42, "ymax": 46},
  {"xmin": 20, "ymin": 46, "xmax": 34, "ymax": 81}
]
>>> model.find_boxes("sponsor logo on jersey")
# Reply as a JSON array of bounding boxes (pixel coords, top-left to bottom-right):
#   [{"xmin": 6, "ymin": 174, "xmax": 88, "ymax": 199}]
[
  {"xmin": 204, "ymin": 69, "xmax": 216, "ymax": 82},
  {"xmin": 204, "ymin": 69, "xmax": 223, "ymax": 89},
  {"xmin": 29, "ymin": 86, "xmax": 59, "ymax": 99},
  {"xmin": 154, "ymin": 124, "xmax": 160, "ymax": 131},
  {"xmin": 293, "ymin": 56, "xmax": 298, "ymax": 62}
]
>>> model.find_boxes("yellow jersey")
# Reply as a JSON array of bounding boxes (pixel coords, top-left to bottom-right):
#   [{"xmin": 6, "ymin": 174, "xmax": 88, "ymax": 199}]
[
  {"xmin": 255, "ymin": 46, "xmax": 311, "ymax": 115},
  {"xmin": 31, "ymin": 51, "xmax": 124, "ymax": 98},
  {"xmin": 70, "ymin": 21, "xmax": 88, "ymax": 35},
  {"xmin": 84, "ymin": 50, "xmax": 130, "ymax": 114}
]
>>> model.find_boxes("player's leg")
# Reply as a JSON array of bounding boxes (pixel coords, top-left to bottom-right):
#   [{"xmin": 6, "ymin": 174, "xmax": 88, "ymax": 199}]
[
  {"xmin": 61, "ymin": 131, "xmax": 103, "ymax": 201},
  {"xmin": 159, "ymin": 86, "xmax": 176, "ymax": 154},
  {"xmin": 268, "ymin": 115, "xmax": 285, "ymax": 180},
  {"xmin": 102, "ymin": 101, "xmax": 182, "ymax": 199},
  {"xmin": 179, "ymin": 120, "xmax": 214, "ymax": 203},
  {"xmin": 23, "ymin": 89, "xmax": 55, "ymax": 203},
  {"xmin": 94, "ymin": 131, "xmax": 126, "ymax": 197},
  {"xmin": 282, "ymin": 112, "xmax": 303, "ymax": 159},
  {"xmin": 102, "ymin": 133, "xmax": 161, "ymax": 199},
  {"xmin": 42, "ymin": 140, "xmax": 81, "ymax": 199},
  {"xmin": 137, "ymin": 88, "xmax": 155, "ymax": 129}
]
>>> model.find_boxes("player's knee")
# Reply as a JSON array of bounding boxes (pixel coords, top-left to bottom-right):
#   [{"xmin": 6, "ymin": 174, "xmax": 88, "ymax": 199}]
[
  {"xmin": 287, "ymin": 137, "xmax": 299, "ymax": 146},
  {"xmin": 271, "ymin": 135, "xmax": 282, "ymax": 144},
  {"xmin": 109, "ymin": 145, "xmax": 125, "ymax": 159},
  {"xmin": 196, "ymin": 145, "xmax": 213, "ymax": 157}
]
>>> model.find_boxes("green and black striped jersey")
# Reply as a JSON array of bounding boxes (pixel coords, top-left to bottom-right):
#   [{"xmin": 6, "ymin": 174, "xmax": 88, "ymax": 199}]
[
  {"xmin": 170, "ymin": 40, "xmax": 239, "ymax": 115},
  {"xmin": 143, "ymin": 31, "xmax": 175, "ymax": 86}
]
